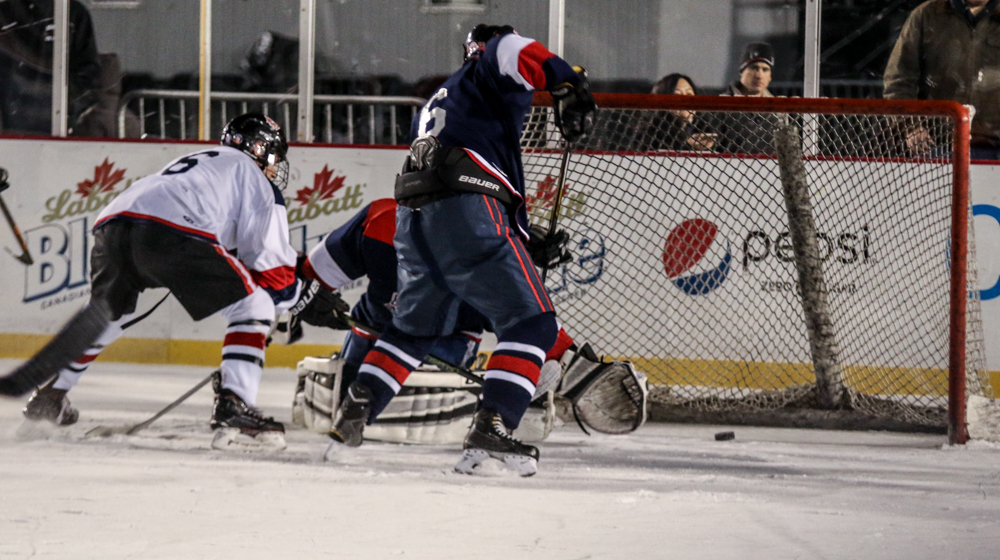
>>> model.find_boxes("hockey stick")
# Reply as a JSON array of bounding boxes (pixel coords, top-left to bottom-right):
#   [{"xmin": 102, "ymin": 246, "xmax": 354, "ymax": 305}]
[
  {"xmin": 0, "ymin": 167, "xmax": 33, "ymax": 265},
  {"xmin": 540, "ymin": 144, "xmax": 572, "ymax": 285},
  {"xmin": 0, "ymin": 299, "xmax": 111, "ymax": 398},
  {"xmin": 334, "ymin": 311, "xmax": 486, "ymax": 385},
  {"xmin": 86, "ymin": 370, "xmax": 217, "ymax": 437}
]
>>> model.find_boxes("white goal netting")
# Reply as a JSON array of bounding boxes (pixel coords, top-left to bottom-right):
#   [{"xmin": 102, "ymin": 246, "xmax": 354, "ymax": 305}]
[{"xmin": 521, "ymin": 95, "xmax": 992, "ymax": 440}]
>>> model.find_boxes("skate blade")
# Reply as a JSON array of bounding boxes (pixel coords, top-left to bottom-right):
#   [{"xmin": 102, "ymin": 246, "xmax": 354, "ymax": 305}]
[
  {"xmin": 323, "ymin": 438, "xmax": 351, "ymax": 461},
  {"xmin": 453, "ymin": 449, "xmax": 538, "ymax": 477},
  {"xmin": 210, "ymin": 428, "xmax": 286, "ymax": 451}
]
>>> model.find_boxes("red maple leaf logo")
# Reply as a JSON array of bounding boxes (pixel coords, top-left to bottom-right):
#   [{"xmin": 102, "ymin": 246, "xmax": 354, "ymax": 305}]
[
  {"xmin": 76, "ymin": 158, "xmax": 126, "ymax": 197},
  {"xmin": 294, "ymin": 165, "xmax": 347, "ymax": 206},
  {"xmin": 526, "ymin": 174, "xmax": 570, "ymax": 214}
]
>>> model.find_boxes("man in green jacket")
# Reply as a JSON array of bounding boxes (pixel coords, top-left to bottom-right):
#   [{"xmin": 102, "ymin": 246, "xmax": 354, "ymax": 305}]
[{"xmin": 883, "ymin": 0, "xmax": 1000, "ymax": 160}]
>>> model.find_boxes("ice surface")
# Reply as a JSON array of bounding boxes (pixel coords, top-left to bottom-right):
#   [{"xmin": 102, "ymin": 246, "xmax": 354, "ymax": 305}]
[{"xmin": 2, "ymin": 360, "xmax": 1000, "ymax": 559}]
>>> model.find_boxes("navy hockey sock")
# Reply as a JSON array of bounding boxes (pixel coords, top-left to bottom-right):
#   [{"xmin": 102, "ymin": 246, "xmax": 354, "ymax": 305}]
[{"xmin": 480, "ymin": 312, "xmax": 558, "ymax": 430}]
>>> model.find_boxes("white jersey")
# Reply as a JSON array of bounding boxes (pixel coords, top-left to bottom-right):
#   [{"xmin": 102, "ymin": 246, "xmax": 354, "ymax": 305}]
[{"xmin": 96, "ymin": 146, "xmax": 300, "ymax": 311}]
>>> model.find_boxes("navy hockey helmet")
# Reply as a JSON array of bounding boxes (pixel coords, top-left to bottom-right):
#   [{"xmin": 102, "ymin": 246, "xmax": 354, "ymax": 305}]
[
  {"xmin": 221, "ymin": 112, "xmax": 290, "ymax": 191},
  {"xmin": 463, "ymin": 24, "xmax": 516, "ymax": 62}
]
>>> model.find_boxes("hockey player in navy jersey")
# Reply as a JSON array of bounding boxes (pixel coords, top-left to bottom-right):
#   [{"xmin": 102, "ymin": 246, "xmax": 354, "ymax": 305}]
[
  {"xmin": 18, "ymin": 113, "xmax": 302, "ymax": 450},
  {"xmin": 324, "ymin": 24, "xmax": 597, "ymax": 476},
  {"xmin": 296, "ymin": 197, "xmax": 577, "ymax": 394},
  {"xmin": 297, "ymin": 198, "xmax": 491, "ymax": 392}
]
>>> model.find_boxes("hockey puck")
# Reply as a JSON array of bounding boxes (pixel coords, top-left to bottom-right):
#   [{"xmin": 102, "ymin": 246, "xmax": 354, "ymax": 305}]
[{"xmin": 714, "ymin": 431, "xmax": 735, "ymax": 441}]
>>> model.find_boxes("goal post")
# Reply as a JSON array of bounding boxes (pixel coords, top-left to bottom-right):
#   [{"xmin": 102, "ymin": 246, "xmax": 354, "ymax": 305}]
[{"xmin": 521, "ymin": 93, "xmax": 989, "ymax": 444}]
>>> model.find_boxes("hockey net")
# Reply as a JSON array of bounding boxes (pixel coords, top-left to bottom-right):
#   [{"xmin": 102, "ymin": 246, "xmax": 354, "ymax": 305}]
[{"xmin": 521, "ymin": 93, "xmax": 994, "ymax": 443}]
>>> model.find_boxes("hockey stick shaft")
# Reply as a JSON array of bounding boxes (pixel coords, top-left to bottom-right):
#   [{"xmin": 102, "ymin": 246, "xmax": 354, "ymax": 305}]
[
  {"xmin": 0, "ymin": 193, "xmax": 32, "ymax": 266},
  {"xmin": 124, "ymin": 370, "xmax": 216, "ymax": 435},
  {"xmin": 541, "ymin": 144, "xmax": 572, "ymax": 285},
  {"xmin": 335, "ymin": 312, "xmax": 485, "ymax": 385}
]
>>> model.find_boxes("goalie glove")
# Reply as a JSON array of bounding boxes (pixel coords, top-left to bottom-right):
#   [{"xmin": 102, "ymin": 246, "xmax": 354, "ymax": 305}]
[
  {"xmin": 551, "ymin": 67, "xmax": 597, "ymax": 144},
  {"xmin": 526, "ymin": 224, "xmax": 572, "ymax": 270}
]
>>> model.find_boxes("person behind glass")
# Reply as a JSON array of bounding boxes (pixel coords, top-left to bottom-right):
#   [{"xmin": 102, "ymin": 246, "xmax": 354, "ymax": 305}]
[
  {"xmin": 883, "ymin": 0, "xmax": 1000, "ymax": 160},
  {"xmin": 723, "ymin": 42, "xmax": 774, "ymax": 98},
  {"xmin": 648, "ymin": 73, "xmax": 716, "ymax": 151},
  {"xmin": 717, "ymin": 42, "xmax": 777, "ymax": 155},
  {"xmin": 0, "ymin": 0, "xmax": 101, "ymax": 135}
]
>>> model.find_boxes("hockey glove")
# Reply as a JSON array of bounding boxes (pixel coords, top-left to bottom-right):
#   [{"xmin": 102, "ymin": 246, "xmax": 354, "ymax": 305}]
[
  {"xmin": 0, "ymin": 167, "xmax": 9, "ymax": 193},
  {"xmin": 551, "ymin": 67, "xmax": 597, "ymax": 144},
  {"xmin": 293, "ymin": 279, "xmax": 352, "ymax": 330},
  {"xmin": 526, "ymin": 225, "xmax": 572, "ymax": 270}
]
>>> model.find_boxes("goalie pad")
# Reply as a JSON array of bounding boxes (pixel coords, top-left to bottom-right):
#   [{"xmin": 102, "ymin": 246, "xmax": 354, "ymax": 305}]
[
  {"xmin": 556, "ymin": 344, "xmax": 649, "ymax": 435},
  {"xmin": 292, "ymin": 356, "xmax": 555, "ymax": 444}
]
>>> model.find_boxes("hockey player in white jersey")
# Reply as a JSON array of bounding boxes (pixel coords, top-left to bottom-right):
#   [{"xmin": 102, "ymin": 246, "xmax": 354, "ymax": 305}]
[{"xmin": 17, "ymin": 113, "xmax": 301, "ymax": 450}]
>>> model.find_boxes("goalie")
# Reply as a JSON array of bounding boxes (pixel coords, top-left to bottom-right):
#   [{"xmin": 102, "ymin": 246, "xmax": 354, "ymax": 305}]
[{"xmin": 288, "ymin": 197, "xmax": 649, "ymax": 447}]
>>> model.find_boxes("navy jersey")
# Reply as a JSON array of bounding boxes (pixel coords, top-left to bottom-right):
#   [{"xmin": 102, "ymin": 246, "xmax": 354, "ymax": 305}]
[
  {"xmin": 304, "ymin": 199, "xmax": 491, "ymax": 336},
  {"xmin": 410, "ymin": 32, "xmax": 581, "ymax": 240},
  {"xmin": 305, "ymin": 199, "xmax": 399, "ymax": 330}
]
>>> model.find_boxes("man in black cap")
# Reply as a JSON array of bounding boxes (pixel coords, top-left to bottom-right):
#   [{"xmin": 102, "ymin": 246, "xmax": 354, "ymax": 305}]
[
  {"xmin": 716, "ymin": 42, "xmax": 777, "ymax": 154},
  {"xmin": 723, "ymin": 42, "xmax": 775, "ymax": 97}
]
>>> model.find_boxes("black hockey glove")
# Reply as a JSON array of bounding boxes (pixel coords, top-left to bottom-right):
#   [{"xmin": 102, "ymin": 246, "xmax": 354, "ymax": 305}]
[
  {"xmin": 0, "ymin": 167, "xmax": 9, "ymax": 193},
  {"xmin": 526, "ymin": 225, "xmax": 572, "ymax": 270},
  {"xmin": 292, "ymin": 279, "xmax": 352, "ymax": 330},
  {"xmin": 551, "ymin": 67, "xmax": 597, "ymax": 144}
]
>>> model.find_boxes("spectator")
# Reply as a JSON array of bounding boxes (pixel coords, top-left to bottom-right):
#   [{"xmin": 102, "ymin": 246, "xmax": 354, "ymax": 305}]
[
  {"xmin": 647, "ymin": 73, "xmax": 717, "ymax": 151},
  {"xmin": 723, "ymin": 42, "xmax": 775, "ymax": 98},
  {"xmin": 883, "ymin": 0, "xmax": 1000, "ymax": 160},
  {"xmin": 0, "ymin": 0, "xmax": 101, "ymax": 135},
  {"xmin": 716, "ymin": 42, "xmax": 778, "ymax": 155}
]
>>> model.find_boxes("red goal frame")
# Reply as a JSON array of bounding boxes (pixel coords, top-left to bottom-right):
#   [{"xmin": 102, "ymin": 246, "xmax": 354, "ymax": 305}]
[{"xmin": 531, "ymin": 93, "xmax": 973, "ymax": 443}]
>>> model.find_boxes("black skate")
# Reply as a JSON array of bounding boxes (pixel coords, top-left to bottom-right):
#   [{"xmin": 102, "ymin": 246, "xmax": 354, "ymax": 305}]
[
  {"xmin": 455, "ymin": 407, "xmax": 539, "ymax": 477},
  {"xmin": 324, "ymin": 381, "xmax": 372, "ymax": 460},
  {"xmin": 210, "ymin": 388, "xmax": 286, "ymax": 451},
  {"xmin": 22, "ymin": 379, "xmax": 79, "ymax": 426}
]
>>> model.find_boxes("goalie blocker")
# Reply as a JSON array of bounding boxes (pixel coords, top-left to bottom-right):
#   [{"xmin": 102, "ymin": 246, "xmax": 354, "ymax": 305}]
[{"xmin": 291, "ymin": 344, "xmax": 648, "ymax": 444}]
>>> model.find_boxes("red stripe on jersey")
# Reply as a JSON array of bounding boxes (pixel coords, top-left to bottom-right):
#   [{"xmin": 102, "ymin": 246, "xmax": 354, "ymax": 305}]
[
  {"xmin": 365, "ymin": 350, "xmax": 412, "ymax": 384},
  {"xmin": 250, "ymin": 265, "xmax": 296, "ymax": 291},
  {"xmin": 487, "ymin": 354, "xmax": 541, "ymax": 384},
  {"xmin": 505, "ymin": 233, "xmax": 550, "ymax": 312},
  {"xmin": 516, "ymin": 41, "xmax": 554, "ymax": 90},
  {"xmin": 362, "ymin": 198, "xmax": 398, "ymax": 246},
  {"xmin": 224, "ymin": 331, "xmax": 267, "ymax": 349},
  {"xmin": 299, "ymin": 258, "xmax": 335, "ymax": 291},
  {"xmin": 352, "ymin": 326, "xmax": 378, "ymax": 340},
  {"xmin": 482, "ymin": 195, "xmax": 502, "ymax": 236},
  {"xmin": 75, "ymin": 353, "xmax": 99, "ymax": 365},
  {"xmin": 546, "ymin": 328, "xmax": 575, "ymax": 362},
  {"xmin": 213, "ymin": 246, "xmax": 256, "ymax": 294},
  {"xmin": 95, "ymin": 212, "xmax": 219, "ymax": 242}
]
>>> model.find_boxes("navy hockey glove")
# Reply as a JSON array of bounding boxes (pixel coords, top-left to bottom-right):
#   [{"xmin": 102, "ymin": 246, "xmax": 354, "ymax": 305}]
[
  {"xmin": 526, "ymin": 225, "xmax": 572, "ymax": 270},
  {"xmin": 552, "ymin": 67, "xmax": 597, "ymax": 144}
]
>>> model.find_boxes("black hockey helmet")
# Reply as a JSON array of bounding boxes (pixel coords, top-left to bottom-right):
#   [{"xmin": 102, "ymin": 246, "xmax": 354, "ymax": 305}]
[
  {"xmin": 221, "ymin": 112, "xmax": 290, "ymax": 191},
  {"xmin": 464, "ymin": 24, "xmax": 516, "ymax": 62}
]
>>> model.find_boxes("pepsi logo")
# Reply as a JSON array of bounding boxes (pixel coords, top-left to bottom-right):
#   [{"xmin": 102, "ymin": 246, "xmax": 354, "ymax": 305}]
[{"xmin": 663, "ymin": 219, "xmax": 732, "ymax": 295}]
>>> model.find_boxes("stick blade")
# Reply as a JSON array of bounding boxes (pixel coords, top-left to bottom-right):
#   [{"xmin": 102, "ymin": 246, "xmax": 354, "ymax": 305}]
[{"xmin": 0, "ymin": 300, "xmax": 111, "ymax": 397}]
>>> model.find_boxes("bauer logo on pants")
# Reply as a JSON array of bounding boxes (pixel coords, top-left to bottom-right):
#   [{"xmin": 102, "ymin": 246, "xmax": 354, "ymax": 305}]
[{"xmin": 663, "ymin": 219, "xmax": 732, "ymax": 295}]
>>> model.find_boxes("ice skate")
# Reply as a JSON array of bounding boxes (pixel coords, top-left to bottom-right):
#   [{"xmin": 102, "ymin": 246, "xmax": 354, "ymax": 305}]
[
  {"xmin": 324, "ymin": 381, "xmax": 372, "ymax": 460},
  {"xmin": 210, "ymin": 388, "xmax": 286, "ymax": 451},
  {"xmin": 22, "ymin": 379, "xmax": 79, "ymax": 426},
  {"xmin": 455, "ymin": 407, "xmax": 539, "ymax": 477}
]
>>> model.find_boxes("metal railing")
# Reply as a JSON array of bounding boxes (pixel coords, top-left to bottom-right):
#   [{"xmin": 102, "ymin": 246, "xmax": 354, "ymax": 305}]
[{"xmin": 117, "ymin": 90, "xmax": 426, "ymax": 145}]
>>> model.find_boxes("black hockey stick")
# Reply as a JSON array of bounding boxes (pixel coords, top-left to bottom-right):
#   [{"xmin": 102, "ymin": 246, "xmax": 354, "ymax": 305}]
[
  {"xmin": 0, "ymin": 167, "xmax": 33, "ymax": 265},
  {"xmin": 540, "ymin": 144, "xmax": 572, "ymax": 285},
  {"xmin": 86, "ymin": 370, "xmax": 217, "ymax": 437},
  {"xmin": 0, "ymin": 299, "xmax": 111, "ymax": 398},
  {"xmin": 334, "ymin": 311, "xmax": 485, "ymax": 385}
]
